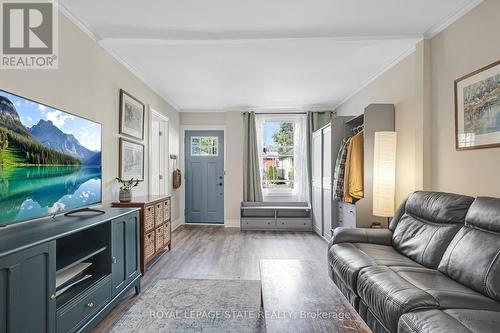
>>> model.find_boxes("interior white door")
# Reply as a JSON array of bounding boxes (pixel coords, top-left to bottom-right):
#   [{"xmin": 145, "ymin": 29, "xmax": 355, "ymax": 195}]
[
  {"xmin": 312, "ymin": 130, "xmax": 323, "ymax": 235},
  {"xmin": 150, "ymin": 113, "xmax": 168, "ymax": 196}
]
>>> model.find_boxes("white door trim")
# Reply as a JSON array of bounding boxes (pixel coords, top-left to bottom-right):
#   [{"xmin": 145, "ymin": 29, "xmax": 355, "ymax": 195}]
[
  {"xmin": 180, "ymin": 125, "xmax": 228, "ymax": 227},
  {"xmin": 148, "ymin": 106, "xmax": 170, "ymax": 196}
]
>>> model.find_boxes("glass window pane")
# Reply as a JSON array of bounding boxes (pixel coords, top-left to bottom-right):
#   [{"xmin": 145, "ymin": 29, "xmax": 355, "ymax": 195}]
[
  {"xmin": 261, "ymin": 120, "xmax": 295, "ymax": 190},
  {"xmin": 191, "ymin": 136, "xmax": 219, "ymax": 156}
]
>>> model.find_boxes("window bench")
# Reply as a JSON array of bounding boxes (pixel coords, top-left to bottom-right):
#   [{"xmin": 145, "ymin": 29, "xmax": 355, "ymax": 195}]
[{"xmin": 240, "ymin": 202, "xmax": 312, "ymax": 231}]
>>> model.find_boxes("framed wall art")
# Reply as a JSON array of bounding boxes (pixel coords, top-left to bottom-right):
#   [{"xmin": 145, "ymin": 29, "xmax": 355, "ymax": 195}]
[
  {"xmin": 119, "ymin": 138, "xmax": 144, "ymax": 181},
  {"xmin": 119, "ymin": 89, "xmax": 145, "ymax": 140},
  {"xmin": 455, "ymin": 60, "xmax": 500, "ymax": 150}
]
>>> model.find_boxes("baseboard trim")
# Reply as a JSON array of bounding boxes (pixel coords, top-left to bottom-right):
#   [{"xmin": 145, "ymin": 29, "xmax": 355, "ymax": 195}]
[{"xmin": 172, "ymin": 217, "xmax": 184, "ymax": 231}]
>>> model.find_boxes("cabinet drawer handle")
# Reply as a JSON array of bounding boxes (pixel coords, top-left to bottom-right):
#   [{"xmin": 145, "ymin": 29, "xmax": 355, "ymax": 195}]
[
  {"xmin": 86, "ymin": 302, "xmax": 94, "ymax": 308},
  {"xmin": 112, "ymin": 256, "xmax": 117, "ymax": 264}
]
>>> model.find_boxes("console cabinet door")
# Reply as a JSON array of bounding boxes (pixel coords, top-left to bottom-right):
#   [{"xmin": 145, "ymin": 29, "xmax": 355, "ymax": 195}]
[
  {"xmin": 0, "ymin": 242, "xmax": 56, "ymax": 333},
  {"xmin": 111, "ymin": 212, "xmax": 140, "ymax": 296}
]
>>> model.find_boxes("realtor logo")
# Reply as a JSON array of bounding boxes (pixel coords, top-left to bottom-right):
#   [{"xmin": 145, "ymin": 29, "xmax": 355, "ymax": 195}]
[{"xmin": 1, "ymin": 0, "xmax": 58, "ymax": 69}]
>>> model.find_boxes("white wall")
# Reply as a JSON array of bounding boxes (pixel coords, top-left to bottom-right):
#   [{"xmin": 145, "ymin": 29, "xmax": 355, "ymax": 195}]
[
  {"xmin": 0, "ymin": 12, "xmax": 181, "ymax": 221},
  {"xmin": 430, "ymin": 0, "xmax": 500, "ymax": 197}
]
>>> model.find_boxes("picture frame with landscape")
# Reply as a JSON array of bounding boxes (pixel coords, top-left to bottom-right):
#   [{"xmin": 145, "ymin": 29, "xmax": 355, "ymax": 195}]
[
  {"xmin": 455, "ymin": 60, "xmax": 500, "ymax": 150},
  {"xmin": 119, "ymin": 138, "xmax": 144, "ymax": 181},
  {"xmin": 119, "ymin": 89, "xmax": 145, "ymax": 140}
]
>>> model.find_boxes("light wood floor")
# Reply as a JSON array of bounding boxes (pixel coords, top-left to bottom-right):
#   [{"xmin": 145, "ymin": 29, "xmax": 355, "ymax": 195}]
[{"xmin": 93, "ymin": 225, "xmax": 328, "ymax": 332}]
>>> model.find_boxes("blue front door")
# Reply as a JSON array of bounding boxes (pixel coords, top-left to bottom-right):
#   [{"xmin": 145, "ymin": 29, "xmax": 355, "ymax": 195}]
[{"xmin": 185, "ymin": 130, "xmax": 224, "ymax": 223}]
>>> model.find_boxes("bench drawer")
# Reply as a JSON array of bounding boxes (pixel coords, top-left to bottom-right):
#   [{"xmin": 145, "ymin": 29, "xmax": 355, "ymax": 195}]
[
  {"xmin": 56, "ymin": 275, "xmax": 111, "ymax": 333},
  {"xmin": 241, "ymin": 218, "xmax": 276, "ymax": 228},
  {"xmin": 276, "ymin": 218, "xmax": 312, "ymax": 230}
]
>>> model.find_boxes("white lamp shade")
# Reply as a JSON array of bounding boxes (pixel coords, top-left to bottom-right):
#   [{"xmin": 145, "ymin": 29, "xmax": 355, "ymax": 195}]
[{"xmin": 373, "ymin": 132, "xmax": 397, "ymax": 217}]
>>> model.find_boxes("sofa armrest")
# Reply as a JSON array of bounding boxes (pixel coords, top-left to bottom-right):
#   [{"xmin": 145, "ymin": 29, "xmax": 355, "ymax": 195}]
[{"xmin": 330, "ymin": 227, "xmax": 393, "ymax": 247}]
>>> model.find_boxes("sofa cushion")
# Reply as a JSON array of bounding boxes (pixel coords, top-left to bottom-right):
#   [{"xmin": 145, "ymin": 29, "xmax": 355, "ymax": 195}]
[
  {"xmin": 390, "ymin": 266, "xmax": 500, "ymax": 311},
  {"xmin": 398, "ymin": 309, "xmax": 500, "ymax": 333},
  {"xmin": 391, "ymin": 191, "xmax": 474, "ymax": 269},
  {"xmin": 357, "ymin": 266, "xmax": 439, "ymax": 333},
  {"xmin": 328, "ymin": 243, "xmax": 421, "ymax": 292},
  {"xmin": 438, "ymin": 197, "xmax": 500, "ymax": 302}
]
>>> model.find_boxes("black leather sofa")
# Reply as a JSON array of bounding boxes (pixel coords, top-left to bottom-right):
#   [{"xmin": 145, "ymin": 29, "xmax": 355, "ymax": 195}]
[{"xmin": 327, "ymin": 191, "xmax": 500, "ymax": 333}]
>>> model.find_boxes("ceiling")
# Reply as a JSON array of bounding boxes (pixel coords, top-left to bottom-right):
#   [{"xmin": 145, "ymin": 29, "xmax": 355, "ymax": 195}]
[{"xmin": 59, "ymin": 0, "xmax": 481, "ymax": 111}]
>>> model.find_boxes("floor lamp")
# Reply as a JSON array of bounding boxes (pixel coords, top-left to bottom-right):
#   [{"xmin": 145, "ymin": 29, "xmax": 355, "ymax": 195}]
[{"xmin": 372, "ymin": 132, "xmax": 397, "ymax": 228}]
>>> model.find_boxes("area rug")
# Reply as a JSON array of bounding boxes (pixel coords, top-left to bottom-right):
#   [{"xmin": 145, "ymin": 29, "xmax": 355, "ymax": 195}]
[{"xmin": 111, "ymin": 279, "xmax": 264, "ymax": 333}]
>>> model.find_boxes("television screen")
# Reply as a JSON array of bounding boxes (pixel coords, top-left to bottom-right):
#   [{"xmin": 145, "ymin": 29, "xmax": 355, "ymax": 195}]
[{"xmin": 0, "ymin": 90, "xmax": 102, "ymax": 226}]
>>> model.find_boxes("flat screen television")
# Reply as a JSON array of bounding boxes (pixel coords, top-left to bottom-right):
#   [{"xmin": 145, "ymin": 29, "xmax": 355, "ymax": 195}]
[{"xmin": 0, "ymin": 90, "xmax": 102, "ymax": 226}]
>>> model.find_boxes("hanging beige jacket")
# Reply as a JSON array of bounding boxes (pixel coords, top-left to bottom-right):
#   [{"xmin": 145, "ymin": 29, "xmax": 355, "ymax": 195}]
[{"xmin": 344, "ymin": 131, "xmax": 364, "ymax": 203}]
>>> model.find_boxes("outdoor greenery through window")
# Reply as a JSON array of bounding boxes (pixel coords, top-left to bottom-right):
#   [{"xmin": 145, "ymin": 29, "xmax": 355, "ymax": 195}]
[{"xmin": 262, "ymin": 121, "xmax": 294, "ymax": 190}]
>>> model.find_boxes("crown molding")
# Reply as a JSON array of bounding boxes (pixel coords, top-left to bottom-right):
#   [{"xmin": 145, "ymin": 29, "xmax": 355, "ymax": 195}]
[
  {"xmin": 57, "ymin": 2, "xmax": 180, "ymax": 112},
  {"xmin": 56, "ymin": 2, "xmax": 98, "ymax": 42},
  {"xmin": 424, "ymin": 0, "xmax": 483, "ymax": 38}
]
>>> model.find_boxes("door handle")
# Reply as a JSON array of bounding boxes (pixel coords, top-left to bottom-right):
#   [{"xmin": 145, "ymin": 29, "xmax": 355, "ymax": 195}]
[{"xmin": 218, "ymin": 183, "xmax": 223, "ymax": 186}]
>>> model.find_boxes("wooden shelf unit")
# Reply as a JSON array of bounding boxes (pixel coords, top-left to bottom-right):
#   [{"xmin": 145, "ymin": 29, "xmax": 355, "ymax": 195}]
[{"xmin": 112, "ymin": 195, "xmax": 171, "ymax": 274}]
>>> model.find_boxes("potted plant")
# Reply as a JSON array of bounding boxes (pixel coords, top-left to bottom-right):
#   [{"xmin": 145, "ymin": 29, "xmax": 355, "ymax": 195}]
[{"xmin": 116, "ymin": 177, "xmax": 140, "ymax": 202}]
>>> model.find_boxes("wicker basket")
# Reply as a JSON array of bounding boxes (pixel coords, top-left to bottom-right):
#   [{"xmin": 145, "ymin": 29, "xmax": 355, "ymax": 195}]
[
  {"xmin": 154, "ymin": 202, "xmax": 164, "ymax": 227},
  {"xmin": 164, "ymin": 222, "xmax": 171, "ymax": 243},
  {"xmin": 144, "ymin": 205, "xmax": 155, "ymax": 232},
  {"xmin": 163, "ymin": 199, "xmax": 171, "ymax": 221},
  {"xmin": 145, "ymin": 231, "xmax": 155, "ymax": 259},
  {"xmin": 155, "ymin": 225, "xmax": 165, "ymax": 251}
]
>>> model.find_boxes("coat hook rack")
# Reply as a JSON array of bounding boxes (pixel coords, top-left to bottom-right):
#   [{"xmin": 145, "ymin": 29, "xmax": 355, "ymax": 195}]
[{"xmin": 351, "ymin": 124, "xmax": 364, "ymax": 134}]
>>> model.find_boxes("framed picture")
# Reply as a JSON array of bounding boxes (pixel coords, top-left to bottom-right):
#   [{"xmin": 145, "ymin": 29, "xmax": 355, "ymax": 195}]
[
  {"xmin": 455, "ymin": 60, "xmax": 500, "ymax": 150},
  {"xmin": 119, "ymin": 89, "xmax": 145, "ymax": 140},
  {"xmin": 119, "ymin": 138, "xmax": 144, "ymax": 181}
]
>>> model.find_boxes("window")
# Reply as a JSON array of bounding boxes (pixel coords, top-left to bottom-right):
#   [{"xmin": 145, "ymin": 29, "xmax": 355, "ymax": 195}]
[
  {"xmin": 191, "ymin": 136, "xmax": 219, "ymax": 156},
  {"xmin": 261, "ymin": 120, "xmax": 295, "ymax": 192}
]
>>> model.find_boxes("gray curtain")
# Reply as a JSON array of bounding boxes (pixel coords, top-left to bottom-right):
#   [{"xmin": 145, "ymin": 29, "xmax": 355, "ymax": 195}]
[
  {"xmin": 311, "ymin": 111, "xmax": 333, "ymax": 132},
  {"xmin": 243, "ymin": 112, "xmax": 263, "ymax": 202}
]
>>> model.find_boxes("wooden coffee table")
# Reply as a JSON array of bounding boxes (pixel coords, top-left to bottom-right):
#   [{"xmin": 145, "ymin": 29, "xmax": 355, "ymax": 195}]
[{"xmin": 260, "ymin": 259, "xmax": 372, "ymax": 333}]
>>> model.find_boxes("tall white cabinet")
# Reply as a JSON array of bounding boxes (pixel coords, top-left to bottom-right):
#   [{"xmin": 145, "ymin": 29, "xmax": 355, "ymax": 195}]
[
  {"xmin": 311, "ymin": 117, "xmax": 350, "ymax": 239},
  {"xmin": 312, "ymin": 130, "xmax": 323, "ymax": 236},
  {"xmin": 311, "ymin": 105, "xmax": 394, "ymax": 238}
]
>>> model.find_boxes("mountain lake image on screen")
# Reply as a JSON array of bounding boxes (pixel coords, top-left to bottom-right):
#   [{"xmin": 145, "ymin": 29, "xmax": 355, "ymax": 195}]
[{"xmin": 0, "ymin": 90, "xmax": 102, "ymax": 225}]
